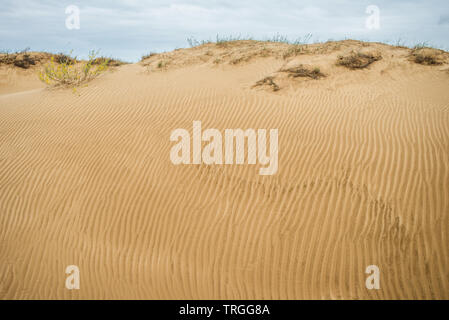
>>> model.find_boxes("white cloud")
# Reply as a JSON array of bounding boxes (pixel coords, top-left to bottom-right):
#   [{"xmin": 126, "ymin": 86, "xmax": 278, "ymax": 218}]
[{"xmin": 1, "ymin": 0, "xmax": 448, "ymax": 61}]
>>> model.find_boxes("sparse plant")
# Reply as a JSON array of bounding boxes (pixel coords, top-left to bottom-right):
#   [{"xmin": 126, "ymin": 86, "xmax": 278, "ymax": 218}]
[
  {"xmin": 54, "ymin": 52, "xmax": 76, "ymax": 65},
  {"xmin": 259, "ymin": 47, "xmax": 271, "ymax": 57},
  {"xmin": 413, "ymin": 42, "xmax": 429, "ymax": 50},
  {"xmin": 337, "ymin": 51, "xmax": 382, "ymax": 69},
  {"xmin": 253, "ymin": 76, "xmax": 280, "ymax": 91},
  {"xmin": 13, "ymin": 53, "xmax": 36, "ymax": 68},
  {"xmin": 92, "ymin": 56, "xmax": 126, "ymax": 67},
  {"xmin": 185, "ymin": 33, "xmax": 312, "ymax": 51},
  {"xmin": 141, "ymin": 52, "xmax": 157, "ymax": 61},
  {"xmin": 215, "ymin": 34, "xmax": 252, "ymax": 47},
  {"xmin": 291, "ymin": 33, "xmax": 313, "ymax": 45},
  {"xmin": 410, "ymin": 47, "xmax": 444, "ymax": 65},
  {"xmin": 394, "ymin": 38, "xmax": 407, "ymax": 48},
  {"xmin": 280, "ymin": 65, "xmax": 326, "ymax": 79},
  {"xmin": 283, "ymin": 44, "xmax": 305, "ymax": 59},
  {"xmin": 0, "ymin": 48, "xmax": 40, "ymax": 69},
  {"xmin": 265, "ymin": 33, "xmax": 312, "ymax": 45},
  {"xmin": 38, "ymin": 50, "xmax": 110, "ymax": 87},
  {"xmin": 187, "ymin": 37, "xmax": 213, "ymax": 47},
  {"xmin": 267, "ymin": 33, "xmax": 289, "ymax": 44}
]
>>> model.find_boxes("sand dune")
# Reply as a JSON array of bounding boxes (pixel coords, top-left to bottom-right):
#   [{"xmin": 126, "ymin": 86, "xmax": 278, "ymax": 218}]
[{"xmin": 1, "ymin": 40, "xmax": 448, "ymax": 299}]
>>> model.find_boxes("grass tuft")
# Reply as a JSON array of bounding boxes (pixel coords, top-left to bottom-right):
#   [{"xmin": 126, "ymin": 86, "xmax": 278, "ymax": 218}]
[
  {"xmin": 141, "ymin": 52, "xmax": 158, "ymax": 61},
  {"xmin": 92, "ymin": 56, "xmax": 126, "ymax": 67},
  {"xmin": 186, "ymin": 33, "xmax": 313, "ymax": 49},
  {"xmin": 282, "ymin": 44, "xmax": 307, "ymax": 59}
]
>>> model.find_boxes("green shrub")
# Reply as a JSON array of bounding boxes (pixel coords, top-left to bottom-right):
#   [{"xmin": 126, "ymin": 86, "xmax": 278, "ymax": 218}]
[{"xmin": 38, "ymin": 50, "xmax": 110, "ymax": 87}]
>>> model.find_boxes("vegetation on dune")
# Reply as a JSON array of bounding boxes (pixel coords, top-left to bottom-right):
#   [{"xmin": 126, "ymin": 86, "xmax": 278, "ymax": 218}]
[
  {"xmin": 0, "ymin": 48, "xmax": 44, "ymax": 69},
  {"xmin": 92, "ymin": 56, "xmax": 127, "ymax": 67},
  {"xmin": 337, "ymin": 51, "xmax": 382, "ymax": 69},
  {"xmin": 141, "ymin": 52, "xmax": 158, "ymax": 61},
  {"xmin": 410, "ymin": 46, "xmax": 445, "ymax": 65},
  {"xmin": 1, "ymin": 48, "xmax": 125, "ymax": 88},
  {"xmin": 157, "ymin": 60, "xmax": 169, "ymax": 69},
  {"xmin": 282, "ymin": 44, "xmax": 307, "ymax": 59},
  {"xmin": 253, "ymin": 64, "xmax": 325, "ymax": 92},
  {"xmin": 280, "ymin": 65, "xmax": 326, "ymax": 79},
  {"xmin": 186, "ymin": 33, "xmax": 313, "ymax": 49},
  {"xmin": 53, "ymin": 53, "xmax": 76, "ymax": 65},
  {"xmin": 252, "ymin": 76, "xmax": 280, "ymax": 92},
  {"xmin": 38, "ymin": 50, "xmax": 110, "ymax": 87}
]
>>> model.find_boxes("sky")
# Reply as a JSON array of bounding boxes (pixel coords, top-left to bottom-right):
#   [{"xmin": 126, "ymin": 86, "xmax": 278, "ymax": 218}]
[{"xmin": 1, "ymin": 0, "xmax": 448, "ymax": 62}]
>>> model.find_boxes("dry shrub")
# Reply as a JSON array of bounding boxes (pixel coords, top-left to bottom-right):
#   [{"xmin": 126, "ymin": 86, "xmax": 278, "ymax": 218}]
[
  {"xmin": 92, "ymin": 57, "xmax": 125, "ymax": 67},
  {"xmin": 0, "ymin": 49, "xmax": 41, "ymax": 69},
  {"xmin": 54, "ymin": 53, "xmax": 76, "ymax": 65},
  {"xmin": 253, "ymin": 76, "xmax": 280, "ymax": 91},
  {"xmin": 282, "ymin": 44, "xmax": 306, "ymax": 59},
  {"xmin": 337, "ymin": 51, "xmax": 382, "ymax": 69},
  {"xmin": 12, "ymin": 54, "xmax": 37, "ymax": 68},
  {"xmin": 280, "ymin": 65, "xmax": 325, "ymax": 79},
  {"xmin": 411, "ymin": 48, "xmax": 445, "ymax": 65}
]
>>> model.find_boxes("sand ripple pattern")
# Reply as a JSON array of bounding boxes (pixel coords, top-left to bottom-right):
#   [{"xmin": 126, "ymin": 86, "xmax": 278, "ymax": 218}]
[{"xmin": 1, "ymin": 62, "xmax": 448, "ymax": 299}]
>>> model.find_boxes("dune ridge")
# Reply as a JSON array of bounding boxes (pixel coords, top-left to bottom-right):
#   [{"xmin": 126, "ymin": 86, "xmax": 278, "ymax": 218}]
[{"xmin": 1, "ymin": 40, "xmax": 448, "ymax": 299}]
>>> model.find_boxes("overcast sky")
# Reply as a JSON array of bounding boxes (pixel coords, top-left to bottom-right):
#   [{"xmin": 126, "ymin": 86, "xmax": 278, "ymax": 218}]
[{"xmin": 1, "ymin": 0, "xmax": 448, "ymax": 62}]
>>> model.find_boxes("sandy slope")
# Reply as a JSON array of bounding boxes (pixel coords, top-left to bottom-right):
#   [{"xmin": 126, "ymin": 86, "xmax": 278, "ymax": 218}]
[{"xmin": 1, "ymin": 40, "xmax": 448, "ymax": 299}]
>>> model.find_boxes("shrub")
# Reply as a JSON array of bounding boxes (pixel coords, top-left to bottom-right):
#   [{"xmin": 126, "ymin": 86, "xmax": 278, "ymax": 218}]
[
  {"xmin": 54, "ymin": 53, "xmax": 76, "ymax": 65},
  {"xmin": 253, "ymin": 76, "xmax": 280, "ymax": 91},
  {"xmin": 38, "ymin": 50, "xmax": 110, "ymax": 87},
  {"xmin": 0, "ymin": 48, "xmax": 40, "ymax": 69},
  {"xmin": 337, "ymin": 51, "xmax": 382, "ymax": 69},
  {"xmin": 283, "ymin": 44, "xmax": 306, "ymax": 59},
  {"xmin": 410, "ymin": 48, "xmax": 444, "ymax": 65},
  {"xmin": 13, "ymin": 54, "xmax": 37, "ymax": 68},
  {"xmin": 92, "ymin": 56, "xmax": 126, "ymax": 67},
  {"xmin": 280, "ymin": 65, "xmax": 326, "ymax": 79}
]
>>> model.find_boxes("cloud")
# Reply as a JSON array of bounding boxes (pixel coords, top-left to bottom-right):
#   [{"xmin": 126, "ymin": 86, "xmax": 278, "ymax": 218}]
[
  {"xmin": 438, "ymin": 15, "xmax": 449, "ymax": 25},
  {"xmin": 1, "ymin": 0, "xmax": 448, "ymax": 61}
]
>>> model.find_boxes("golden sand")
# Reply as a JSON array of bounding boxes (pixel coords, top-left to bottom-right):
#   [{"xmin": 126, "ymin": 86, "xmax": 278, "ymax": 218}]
[{"xmin": 1, "ymin": 40, "xmax": 448, "ymax": 299}]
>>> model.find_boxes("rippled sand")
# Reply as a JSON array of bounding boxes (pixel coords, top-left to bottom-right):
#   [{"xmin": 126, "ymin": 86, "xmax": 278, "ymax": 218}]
[{"xmin": 1, "ymin": 40, "xmax": 448, "ymax": 299}]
